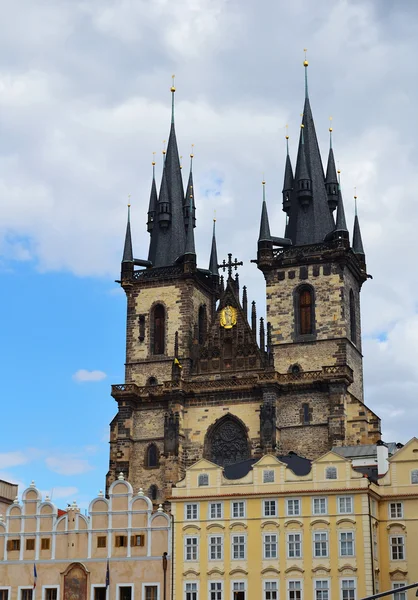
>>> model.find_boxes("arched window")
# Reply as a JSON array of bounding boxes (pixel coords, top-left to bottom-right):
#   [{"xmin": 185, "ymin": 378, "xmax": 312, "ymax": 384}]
[
  {"xmin": 149, "ymin": 484, "xmax": 158, "ymax": 501},
  {"xmin": 198, "ymin": 474, "xmax": 209, "ymax": 486},
  {"xmin": 350, "ymin": 290, "xmax": 357, "ymax": 344},
  {"xmin": 198, "ymin": 305, "xmax": 207, "ymax": 344},
  {"xmin": 145, "ymin": 444, "xmax": 159, "ymax": 468},
  {"xmin": 152, "ymin": 304, "xmax": 165, "ymax": 355},
  {"xmin": 298, "ymin": 287, "xmax": 314, "ymax": 335},
  {"xmin": 325, "ymin": 466, "xmax": 337, "ymax": 480}
]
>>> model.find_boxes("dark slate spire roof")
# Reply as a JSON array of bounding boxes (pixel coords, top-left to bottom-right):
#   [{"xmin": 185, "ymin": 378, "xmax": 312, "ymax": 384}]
[
  {"xmin": 325, "ymin": 131, "xmax": 339, "ymax": 213},
  {"xmin": 184, "ymin": 190, "xmax": 196, "ymax": 256},
  {"xmin": 122, "ymin": 204, "xmax": 133, "ymax": 263},
  {"xmin": 285, "ymin": 63, "xmax": 335, "ymax": 246},
  {"xmin": 154, "ymin": 164, "xmax": 171, "ymax": 267},
  {"xmin": 335, "ymin": 175, "xmax": 348, "ymax": 234},
  {"xmin": 147, "ymin": 162, "xmax": 158, "ymax": 264},
  {"xmin": 184, "ymin": 152, "xmax": 196, "ymax": 230},
  {"xmin": 209, "ymin": 219, "xmax": 219, "ymax": 275},
  {"xmin": 258, "ymin": 182, "xmax": 272, "ymax": 242},
  {"xmin": 282, "ymin": 136, "xmax": 294, "ymax": 214},
  {"xmin": 353, "ymin": 197, "xmax": 365, "ymax": 255}
]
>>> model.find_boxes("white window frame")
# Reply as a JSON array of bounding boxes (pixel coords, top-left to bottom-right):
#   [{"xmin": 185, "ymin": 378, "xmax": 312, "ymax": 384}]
[
  {"xmin": 340, "ymin": 578, "xmax": 357, "ymax": 600},
  {"xmin": 208, "ymin": 534, "xmax": 224, "ymax": 561},
  {"xmin": 231, "ymin": 500, "xmax": 246, "ymax": 519},
  {"xmin": 184, "ymin": 581, "xmax": 199, "ymax": 600},
  {"xmin": 231, "ymin": 533, "xmax": 247, "ymax": 560},
  {"xmin": 231, "ymin": 580, "xmax": 247, "ymax": 600},
  {"xmin": 339, "ymin": 530, "xmax": 355, "ymax": 557},
  {"xmin": 208, "ymin": 580, "xmax": 223, "ymax": 600},
  {"xmin": 0, "ymin": 588, "xmax": 12, "ymax": 600},
  {"xmin": 287, "ymin": 531, "xmax": 303, "ymax": 558},
  {"xmin": 142, "ymin": 582, "xmax": 160, "ymax": 600},
  {"xmin": 389, "ymin": 502, "xmax": 404, "ymax": 519},
  {"xmin": 263, "ymin": 532, "xmax": 278, "ymax": 559},
  {"xmin": 287, "ymin": 579, "xmax": 303, "ymax": 600},
  {"xmin": 286, "ymin": 498, "xmax": 301, "ymax": 516},
  {"xmin": 263, "ymin": 499, "xmax": 278, "ymax": 517},
  {"xmin": 263, "ymin": 579, "xmax": 279, "ymax": 600},
  {"xmin": 389, "ymin": 535, "xmax": 405, "ymax": 561},
  {"xmin": 337, "ymin": 496, "xmax": 353, "ymax": 514},
  {"xmin": 42, "ymin": 587, "xmax": 60, "ymax": 600},
  {"xmin": 393, "ymin": 582, "xmax": 407, "ymax": 600},
  {"xmin": 314, "ymin": 579, "xmax": 330, "ymax": 600},
  {"xmin": 312, "ymin": 497, "xmax": 328, "ymax": 515},
  {"xmin": 184, "ymin": 503, "xmax": 199, "ymax": 521},
  {"xmin": 116, "ymin": 584, "xmax": 134, "ymax": 600},
  {"xmin": 209, "ymin": 502, "xmax": 223, "ymax": 520},
  {"xmin": 90, "ymin": 585, "xmax": 107, "ymax": 600},
  {"xmin": 18, "ymin": 588, "xmax": 34, "ymax": 600},
  {"xmin": 313, "ymin": 530, "xmax": 329, "ymax": 558},
  {"xmin": 184, "ymin": 535, "xmax": 199, "ymax": 561}
]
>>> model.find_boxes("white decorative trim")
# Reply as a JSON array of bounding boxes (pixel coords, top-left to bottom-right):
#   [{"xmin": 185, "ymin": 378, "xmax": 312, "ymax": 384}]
[
  {"xmin": 42, "ymin": 585, "xmax": 60, "ymax": 600},
  {"xmin": 116, "ymin": 583, "xmax": 134, "ymax": 600},
  {"xmin": 141, "ymin": 582, "xmax": 160, "ymax": 600}
]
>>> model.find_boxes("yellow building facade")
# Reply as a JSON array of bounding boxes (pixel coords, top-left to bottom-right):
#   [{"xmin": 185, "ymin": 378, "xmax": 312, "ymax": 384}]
[
  {"xmin": 170, "ymin": 439, "xmax": 418, "ymax": 600},
  {"xmin": 0, "ymin": 475, "xmax": 171, "ymax": 600}
]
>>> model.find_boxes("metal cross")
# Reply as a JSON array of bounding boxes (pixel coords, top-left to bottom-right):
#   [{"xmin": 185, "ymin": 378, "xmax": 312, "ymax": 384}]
[{"xmin": 218, "ymin": 253, "xmax": 243, "ymax": 279}]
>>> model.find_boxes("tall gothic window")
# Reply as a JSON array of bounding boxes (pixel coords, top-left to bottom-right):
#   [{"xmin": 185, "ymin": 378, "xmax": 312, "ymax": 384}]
[
  {"xmin": 145, "ymin": 444, "xmax": 159, "ymax": 468},
  {"xmin": 350, "ymin": 290, "xmax": 357, "ymax": 344},
  {"xmin": 149, "ymin": 484, "xmax": 158, "ymax": 500},
  {"xmin": 152, "ymin": 304, "xmax": 165, "ymax": 355},
  {"xmin": 299, "ymin": 287, "xmax": 313, "ymax": 335},
  {"xmin": 198, "ymin": 305, "xmax": 207, "ymax": 344}
]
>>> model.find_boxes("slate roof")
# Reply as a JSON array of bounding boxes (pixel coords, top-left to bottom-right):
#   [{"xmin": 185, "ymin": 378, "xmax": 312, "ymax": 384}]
[
  {"xmin": 331, "ymin": 443, "xmax": 399, "ymax": 458},
  {"xmin": 223, "ymin": 452, "xmax": 312, "ymax": 480}
]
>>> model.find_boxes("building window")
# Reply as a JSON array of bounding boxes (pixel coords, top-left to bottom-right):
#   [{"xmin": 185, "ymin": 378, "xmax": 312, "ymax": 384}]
[
  {"xmin": 264, "ymin": 534, "xmax": 278, "ymax": 559},
  {"xmin": 349, "ymin": 290, "xmax": 357, "ymax": 344},
  {"xmin": 288, "ymin": 580, "xmax": 302, "ymax": 600},
  {"xmin": 115, "ymin": 535, "xmax": 127, "ymax": 547},
  {"xmin": 0, "ymin": 592, "xmax": 9, "ymax": 600},
  {"xmin": 145, "ymin": 443, "xmax": 159, "ymax": 468},
  {"xmin": 302, "ymin": 403, "xmax": 311, "ymax": 423},
  {"xmin": 41, "ymin": 538, "xmax": 50, "ymax": 550},
  {"xmin": 232, "ymin": 535, "xmax": 246, "ymax": 559},
  {"xmin": 209, "ymin": 502, "xmax": 223, "ymax": 519},
  {"xmin": 264, "ymin": 581, "xmax": 278, "ymax": 600},
  {"xmin": 313, "ymin": 497, "xmax": 327, "ymax": 515},
  {"xmin": 314, "ymin": 580, "xmax": 329, "ymax": 600},
  {"xmin": 325, "ymin": 466, "xmax": 337, "ymax": 480},
  {"xmin": 20, "ymin": 591, "xmax": 33, "ymax": 600},
  {"xmin": 209, "ymin": 582, "xmax": 223, "ymax": 600},
  {"xmin": 97, "ymin": 536, "xmax": 107, "ymax": 548},
  {"xmin": 263, "ymin": 500, "xmax": 277, "ymax": 517},
  {"xmin": 152, "ymin": 304, "xmax": 165, "ymax": 355},
  {"xmin": 339, "ymin": 531, "xmax": 355, "ymax": 556},
  {"xmin": 232, "ymin": 501, "xmax": 246, "ymax": 519},
  {"xmin": 198, "ymin": 473, "xmax": 209, "ymax": 486},
  {"xmin": 298, "ymin": 286, "xmax": 314, "ymax": 335},
  {"xmin": 185, "ymin": 583, "xmax": 198, "ymax": 600},
  {"xmin": 390, "ymin": 536, "xmax": 405, "ymax": 560},
  {"xmin": 313, "ymin": 531, "xmax": 329, "ymax": 558},
  {"xmin": 286, "ymin": 498, "xmax": 301, "ymax": 516},
  {"xmin": 209, "ymin": 536, "xmax": 223, "ymax": 560},
  {"xmin": 7, "ymin": 539, "xmax": 20, "ymax": 552},
  {"xmin": 198, "ymin": 305, "xmax": 207, "ymax": 344},
  {"xmin": 338, "ymin": 496, "xmax": 353, "ymax": 514},
  {"xmin": 185, "ymin": 503, "xmax": 199, "ymax": 521},
  {"xmin": 393, "ymin": 583, "xmax": 407, "ymax": 600},
  {"xmin": 411, "ymin": 469, "xmax": 418, "ymax": 484},
  {"xmin": 26, "ymin": 539, "xmax": 35, "ymax": 551},
  {"xmin": 341, "ymin": 579, "xmax": 356, "ymax": 600},
  {"xmin": 389, "ymin": 502, "xmax": 403, "ymax": 519},
  {"xmin": 149, "ymin": 484, "xmax": 158, "ymax": 501},
  {"xmin": 139, "ymin": 314, "xmax": 146, "ymax": 342},
  {"xmin": 287, "ymin": 533, "xmax": 302, "ymax": 558},
  {"xmin": 45, "ymin": 590, "xmax": 58, "ymax": 600},
  {"xmin": 131, "ymin": 534, "xmax": 145, "ymax": 547},
  {"xmin": 118, "ymin": 587, "xmax": 132, "ymax": 600},
  {"xmin": 232, "ymin": 581, "xmax": 246, "ymax": 600},
  {"xmin": 94, "ymin": 588, "xmax": 107, "ymax": 600},
  {"xmin": 144, "ymin": 585, "xmax": 158, "ymax": 600},
  {"xmin": 263, "ymin": 470, "xmax": 275, "ymax": 483},
  {"xmin": 185, "ymin": 536, "xmax": 199, "ymax": 561}
]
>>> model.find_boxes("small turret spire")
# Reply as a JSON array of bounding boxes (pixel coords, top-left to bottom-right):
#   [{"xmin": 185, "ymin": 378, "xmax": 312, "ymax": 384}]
[
  {"xmin": 352, "ymin": 193, "xmax": 365, "ymax": 256},
  {"xmin": 334, "ymin": 170, "xmax": 348, "ymax": 237},
  {"xmin": 282, "ymin": 130, "xmax": 294, "ymax": 214},
  {"xmin": 147, "ymin": 156, "xmax": 158, "ymax": 263},
  {"xmin": 325, "ymin": 120, "xmax": 339, "ymax": 213},
  {"xmin": 122, "ymin": 201, "xmax": 133, "ymax": 263},
  {"xmin": 258, "ymin": 180, "xmax": 272, "ymax": 242},
  {"xmin": 184, "ymin": 188, "xmax": 196, "ymax": 257},
  {"xmin": 184, "ymin": 145, "xmax": 196, "ymax": 230},
  {"xmin": 209, "ymin": 218, "xmax": 219, "ymax": 276}
]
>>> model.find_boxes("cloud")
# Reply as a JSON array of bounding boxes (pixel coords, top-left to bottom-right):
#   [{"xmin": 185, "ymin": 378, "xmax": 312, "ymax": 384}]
[
  {"xmin": 45, "ymin": 456, "xmax": 94, "ymax": 476},
  {"xmin": 0, "ymin": 450, "xmax": 35, "ymax": 469},
  {"xmin": 72, "ymin": 369, "xmax": 107, "ymax": 382},
  {"xmin": 40, "ymin": 486, "xmax": 79, "ymax": 500}
]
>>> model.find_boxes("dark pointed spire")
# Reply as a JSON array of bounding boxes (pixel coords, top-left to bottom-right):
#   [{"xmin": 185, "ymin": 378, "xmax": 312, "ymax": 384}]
[
  {"xmin": 352, "ymin": 195, "xmax": 365, "ymax": 256},
  {"xmin": 258, "ymin": 181, "xmax": 272, "ymax": 242},
  {"xmin": 251, "ymin": 301, "xmax": 257, "ymax": 335},
  {"xmin": 296, "ymin": 125, "xmax": 312, "ymax": 208},
  {"xmin": 242, "ymin": 285, "xmax": 248, "ymax": 318},
  {"xmin": 147, "ymin": 159, "xmax": 158, "ymax": 264},
  {"xmin": 335, "ymin": 171, "xmax": 348, "ymax": 233},
  {"xmin": 259, "ymin": 317, "xmax": 265, "ymax": 351},
  {"xmin": 184, "ymin": 191, "xmax": 196, "ymax": 257},
  {"xmin": 325, "ymin": 122, "xmax": 339, "ymax": 213},
  {"xmin": 209, "ymin": 219, "xmax": 219, "ymax": 276},
  {"xmin": 184, "ymin": 147, "xmax": 196, "ymax": 230},
  {"xmin": 122, "ymin": 203, "xmax": 133, "ymax": 263},
  {"xmin": 282, "ymin": 132, "xmax": 294, "ymax": 214}
]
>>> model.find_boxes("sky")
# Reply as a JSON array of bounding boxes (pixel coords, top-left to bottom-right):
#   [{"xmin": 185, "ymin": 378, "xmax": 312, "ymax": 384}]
[{"xmin": 1, "ymin": 0, "xmax": 418, "ymax": 509}]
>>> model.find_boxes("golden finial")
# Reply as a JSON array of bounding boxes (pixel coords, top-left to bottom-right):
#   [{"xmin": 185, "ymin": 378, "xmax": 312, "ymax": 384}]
[
  {"xmin": 152, "ymin": 151, "xmax": 156, "ymax": 166},
  {"xmin": 329, "ymin": 116, "xmax": 333, "ymax": 133},
  {"xmin": 127, "ymin": 193, "xmax": 131, "ymax": 208},
  {"xmin": 213, "ymin": 209, "xmax": 217, "ymax": 223},
  {"xmin": 285, "ymin": 124, "xmax": 289, "ymax": 140},
  {"xmin": 354, "ymin": 186, "xmax": 357, "ymax": 200},
  {"xmin": 171, "ymin": 74, "xmax": 176, "ymax": 93},
  {"xmin": 190, "ymin": 143, "xmax": 194, "ymax": 159},
  {"xmin": 337, "ymin": 169, "xmax": 341, "ymax": 174},
  {"xmin": 300, "ymin": 124, "xmax": 304, "ymax": 129},
  {"xmin": 303, "ymin": 48, "xmax": 308, "ymax": 67},
  {"xmin": 180, "ymin": 155, "xmax": 183, "ymax": 169},
  {"xmin": 162, "ymin": 140, "xmax": 166, "ymax": 155}
]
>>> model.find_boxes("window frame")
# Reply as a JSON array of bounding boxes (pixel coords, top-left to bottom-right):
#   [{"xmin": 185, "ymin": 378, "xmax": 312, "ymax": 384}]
[
  {"xmin": 313, "ymin": 530, "xmax": 329, "ymax": 558},
  {"xmin": 142, "ymin": 583, "xmax": 160, "ymax": 600},
  {"xmin": 198, "ymin": 473, "xmax": 209, "ymax": 487},
  {"xmin": 231, "ymin": 500, "xmax": 246, "ymax": 519},
  {"xmin": 231, "ymin": 533, "xmax": 247, "ymax": 560},
  {"xmin": 337, "ymin": 495, "xmax": 353, "ymax": 514},
  {"xmin": 339, "ymin": 530, "xmax": 355, "ymax": 557},
  {"xmin": 411, "ymin": 469, "xmax": 418, "ymax": 484},
  {"xmin": 231, "ymin": 580, "xmax": 247, "ymax": 600},
  {"xmin": 263, "ymin": 499, "xmax": 278, "ymax": 518},
  {"xmin": 312, "ymin": 497, "xmax": 328, "ymax": 515},
  {"xmin": 151, "ymin": 303, "xmax": 166, "ymax": 356},
  {"xmin": 287, "ymin": 579, "xmax": 303, "ymax": 600},
  {"xmin": 18, "ymin": 589, "xmax": 33, "ymax": 600},
  {"xmin": 263, "ymin": 532, "xmax": 278, "ymax": 560},
  {"xmin": 208, "ymin": 534, "xmax": 224, "ymax": 561},
  {"xmin": 90, "ymin": 585, "xmax": 107, "ymax": 600},
  {"xmin": 286, "ymin": 498, "xmax": 301, "ymax": 517},
  {"xmin": 294, "ymin": 284, "xmax": 316, "ymax": 340},
  {"xmin": 0, "ymin": 588, "xmax": 11, "ymax": 600},
  {"xmin": 263, "ymin": 469, "xmax": 275, "ymax": 483},
  {"xmin": 208, "ymin": 580, "xmax": 223, "ymax": 600},
  {"xmin": 184, "ymin": 582, "xmax": 198, "ymax": 600},
  {"xmin": 263, "ymin": 580, "xmax": 279, "ymax": 600},
  {"xmin": 209, "ymin": 502, "xmax": 223, "ymax": 520},
  {"xmin": 389, "ymin": 535, "xmax": 405, "ymax": 561},
  {"xmin": 287, "ymin": 531, "xmax": 303, "ymax": 559},
  {"xmin": 340, "ymin": 578, "xmax": 357, "ymax": 600},
  {"xmin": 184, "ymin": 535, "xmax": 199, "ymax": 562},
  {"xmin": 325, "ymin": 466, "xmax": 337, "ymax": 480},
  {"xmin": 393, "ymin": 582, "xmax": 407, "ymax": 600},
  {"xmin": 116, "ymin": 584, "xmax": 134, "ymax": 600},
  {"xmin": 42, "ymin": 587, "xmax": 59, "ymax": 600},
  {"xmin": 389, "ymin": 502, "xmax": 404, "ymax": 519},
  {"xmin": 184, "ymin": 503, "xmax": 199, "ymax": 521},
  {"xmin": 314, "ymin": 579, "xmax": 330, "ymax": 600}
]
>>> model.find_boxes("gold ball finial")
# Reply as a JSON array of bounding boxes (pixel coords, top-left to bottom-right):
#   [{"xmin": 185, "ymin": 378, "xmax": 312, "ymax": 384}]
[
  {"xmin": 128, "ymin": 203, "xmax": 131, "ymax": 207},
  {"xmin": 337, "ymin": 169, "xmax": 341, "ymax": 174},
  {"xmin": 171, "ymin": 74, "xmax": 176, "ymax": 93},
  {"xmin": 190, "ymin": 143, "xmax": 194, "ymax": 159},
  {"xmin": 262, "ymin": 180, "xmax": 266, "ymax": 185},
  {"xmin": 303, "ymin": 48, "xmax": 308, "ymax": 67},
  {"xmin": 329, "ymin": 116, "xmax": 333, "ymax": 133}
]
